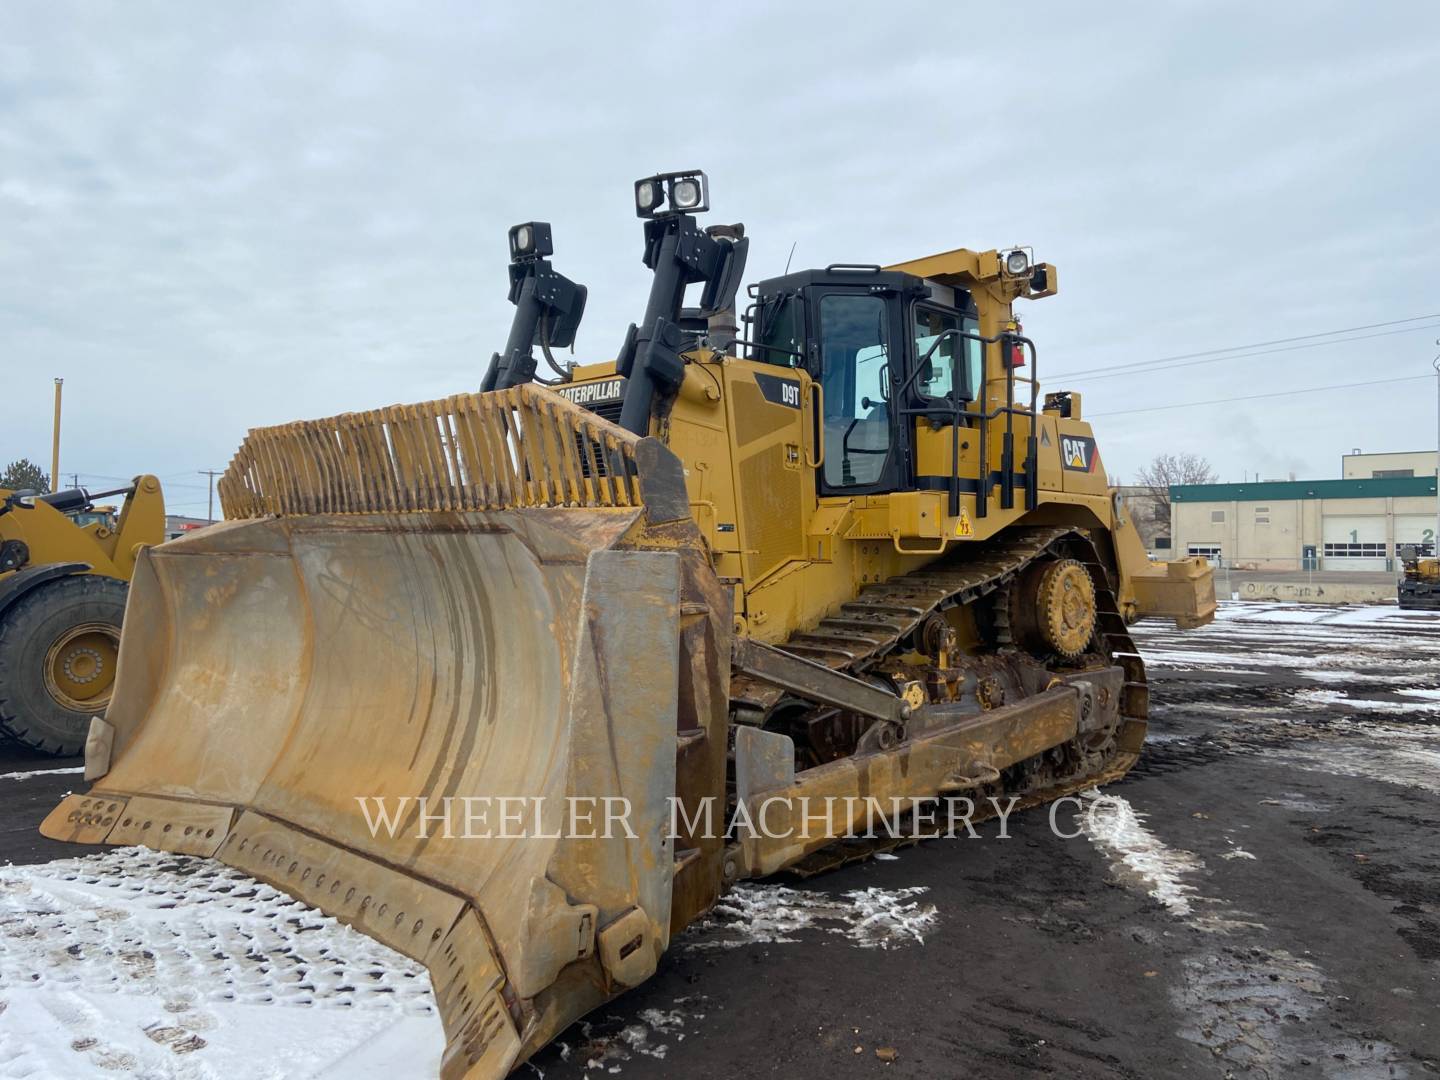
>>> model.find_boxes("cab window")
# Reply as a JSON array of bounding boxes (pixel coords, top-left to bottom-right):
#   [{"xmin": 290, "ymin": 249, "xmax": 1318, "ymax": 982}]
[
  {"xmin": 754, "ymin": 293, "xmax": 804, "ymax": 368},
  {"xmin": 819, "ymin": 292, "xmax": 891, "ymax": 487},
  {"xmin": 912, "ymin": 305, "xmax": 981, "ymax": 403}
]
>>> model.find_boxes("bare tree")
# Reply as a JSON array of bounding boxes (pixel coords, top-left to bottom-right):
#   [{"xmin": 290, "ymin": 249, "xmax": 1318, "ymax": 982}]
[
  {"xmin": 1135, "ymin": 452, "xmax": 1216, "ymax": 520},
  {"xmin": 1, "ymin": 458, "xmax": 50, "ymax": 494}
]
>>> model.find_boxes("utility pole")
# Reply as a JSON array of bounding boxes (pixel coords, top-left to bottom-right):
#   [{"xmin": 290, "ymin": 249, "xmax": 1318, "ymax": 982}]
[
  {"xmin": 1433, "ymin": 345, "xmax": 1439, "ymax": 557},
  {"xmin": 199, "ymin": 470, "xmax": 220, "ymax": 524},
  {"xmin": 50, "ymin": 378, "xmax": 63, "ymax": 493}
]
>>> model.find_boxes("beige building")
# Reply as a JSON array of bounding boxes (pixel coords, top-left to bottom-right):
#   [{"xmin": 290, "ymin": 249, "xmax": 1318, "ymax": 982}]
[
  {"xmin": 1341, "ymin": 449, "xmax": 1436, "ymax": 479},
  {"xmin": 1114, "ymin": 484, "xmax": 1170, "ymax": 552},
  {"xmin": 1171, "ymin": 474, "xmax": 1437, "ymax": 572}
]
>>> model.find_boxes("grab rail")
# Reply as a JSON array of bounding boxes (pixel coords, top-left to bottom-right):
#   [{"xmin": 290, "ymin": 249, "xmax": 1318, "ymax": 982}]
[{"xmin": 893, "ymin": 329, "xmax": 1039, "ymax": 520}]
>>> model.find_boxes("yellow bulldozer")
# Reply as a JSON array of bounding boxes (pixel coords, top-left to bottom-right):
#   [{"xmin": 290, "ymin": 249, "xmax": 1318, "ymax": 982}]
[
  {"xmin": 44, "ymin": 173, "xmax": 1214, "ymax": 1078},
  {"xmin": 0, "ymin": 476, "xmax": 165, "ymax": 755}
]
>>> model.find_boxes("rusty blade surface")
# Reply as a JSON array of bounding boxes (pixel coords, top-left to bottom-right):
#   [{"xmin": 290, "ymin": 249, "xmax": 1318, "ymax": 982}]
[{"xmin": 42, "ymin": 503, "xmax": 724, "ymax": 1079}]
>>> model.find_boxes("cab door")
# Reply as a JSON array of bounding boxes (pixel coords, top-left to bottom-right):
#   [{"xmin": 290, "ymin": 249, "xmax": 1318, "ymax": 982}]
[
  {"xmin": 809, "ymin": 288, "xmax": 908, "ymax": 497},
  {"xmin": 905, "ymin": 300, "xmax": 979, "ymax": 469}
]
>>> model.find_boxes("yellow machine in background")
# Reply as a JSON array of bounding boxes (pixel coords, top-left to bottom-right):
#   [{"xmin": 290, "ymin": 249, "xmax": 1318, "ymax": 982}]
[
  {"xmin": 1398, "ymin": 544, "xmax": 1440, "ymax": 609},
  {"xmin": 46, "ymin": 174, "xmax": 1213, "ymax": 1078},
  {"xmin": 0, "ymin": 477, "xmax": 165, "ymax": 754}
]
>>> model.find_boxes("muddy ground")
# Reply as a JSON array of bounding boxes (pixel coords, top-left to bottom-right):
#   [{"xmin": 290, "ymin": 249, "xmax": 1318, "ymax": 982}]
[{"xmin": 2, "ymin": 602, "xmax": 1437, "ymax": 1078}]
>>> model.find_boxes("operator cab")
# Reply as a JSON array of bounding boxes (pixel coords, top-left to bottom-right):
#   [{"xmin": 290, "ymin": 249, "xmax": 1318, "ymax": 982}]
[{"xmin": 748, "ymin": 266, "xmax": 982, "ymax": 497}]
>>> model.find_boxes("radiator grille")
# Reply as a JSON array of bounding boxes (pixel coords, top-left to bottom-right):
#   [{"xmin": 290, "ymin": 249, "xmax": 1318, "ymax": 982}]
[
  {"xmin": 739, "ymin": 448, "xmax": 803, "ymax": 581},
  {"xmin": 572, "ymin": 398, "xmax": 625, "ymax": 478}
]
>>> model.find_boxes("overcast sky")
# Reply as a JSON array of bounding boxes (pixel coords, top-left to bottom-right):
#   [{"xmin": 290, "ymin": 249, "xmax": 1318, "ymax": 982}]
[{"xmin": 3, "ymin": 3, "xmax": 1438, "ymax": 516}]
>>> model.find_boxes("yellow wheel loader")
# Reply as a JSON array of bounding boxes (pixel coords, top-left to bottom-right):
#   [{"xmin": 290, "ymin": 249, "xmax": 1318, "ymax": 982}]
[
  {"xmin": 45, "ymin": 174, "xmax": 1213, "ymax": 1078},
  {"xmin": 0, "ymin": 477, "xmax": 165, "ymax": 755},
  {"xmin": 1398, "ymin": 544, "xmax": 1440, "ymax": 609}
]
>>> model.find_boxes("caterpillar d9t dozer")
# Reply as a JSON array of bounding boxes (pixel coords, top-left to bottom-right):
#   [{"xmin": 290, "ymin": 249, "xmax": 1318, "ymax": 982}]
[{"xmin": 45, "ymin": 172, "xmax": 1214, "ymax": 1078}]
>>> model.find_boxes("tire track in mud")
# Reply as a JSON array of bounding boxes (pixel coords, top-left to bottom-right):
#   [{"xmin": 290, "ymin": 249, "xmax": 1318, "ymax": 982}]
[
  {"xmin": 1116, "ymin": 605, "xmax": 1440, "ymax": 1076},
  {"xmin": 1074, "ymin": 789, "xmax": 1412, "ymax": 1077}
]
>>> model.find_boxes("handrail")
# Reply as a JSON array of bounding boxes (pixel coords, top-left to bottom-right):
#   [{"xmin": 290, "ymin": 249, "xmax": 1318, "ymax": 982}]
[
  {"xmin": 893, "ymin": 328, "xmax": 1040, "ymax": 520},
  {"xmin": 733, "ymin": 337, "xmax": 803, "ymax": 363},
  {"xmin": 891, "ymin": 534, "xmax": 948, "ymax": 555},
  {"xmin": 804, "ymin": 382, "xmax": 825, "ymax": 468}
]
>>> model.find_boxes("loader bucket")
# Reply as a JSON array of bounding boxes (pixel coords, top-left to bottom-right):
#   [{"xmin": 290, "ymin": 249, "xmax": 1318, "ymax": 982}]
[{"xmin": 42, "ymin": 388, "xmax": 731, "ymax": 1079}]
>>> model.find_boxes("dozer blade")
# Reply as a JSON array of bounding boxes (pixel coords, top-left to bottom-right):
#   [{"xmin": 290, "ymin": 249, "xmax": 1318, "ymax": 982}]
[{"xmin": 43, "ymin": 388, "xmax": 731, "ymax": 1079}]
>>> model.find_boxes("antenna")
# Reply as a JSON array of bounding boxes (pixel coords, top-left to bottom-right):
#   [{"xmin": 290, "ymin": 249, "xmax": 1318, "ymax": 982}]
[{"xmin": 784, "ymin": 241, "xmax": 797, "ymax": 275}]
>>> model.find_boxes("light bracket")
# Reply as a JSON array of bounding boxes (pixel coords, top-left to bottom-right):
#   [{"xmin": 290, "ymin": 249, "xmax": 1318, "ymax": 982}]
[
  {"xmin": 508, "ymin": 221, "xmax": 553, "ymax": 260},
  {"xmin": 634, "ymin": 170, "xmax": 710, "ymax": 218},
  {"xmin": 1003, "ymin": 247, "xmax": 1032, "ymax": 277}
]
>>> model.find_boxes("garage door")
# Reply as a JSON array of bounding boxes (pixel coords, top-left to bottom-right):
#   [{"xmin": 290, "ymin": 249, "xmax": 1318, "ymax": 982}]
[
  {"xmin": 1395, "ymin": 514, "xmax": 1437, "ymax": 558},
  {"xmin": 1321, "ymin": 514, "xmax": 1388, "ymax": 571}
]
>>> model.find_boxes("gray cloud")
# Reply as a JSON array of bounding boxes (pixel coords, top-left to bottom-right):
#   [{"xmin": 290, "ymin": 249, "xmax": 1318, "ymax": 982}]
[{"xmin": 2, "ymin": 2, "xmax": 1438, "ymax": 513}]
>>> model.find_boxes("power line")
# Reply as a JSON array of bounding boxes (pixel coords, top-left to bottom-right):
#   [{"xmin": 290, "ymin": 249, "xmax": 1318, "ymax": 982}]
[
  {"xmin": 1089, "ymin": 374, "xmax": 1433, "ymax": 418},
  {"xmin": 1089, "ymin": 312, "xmax": 1440, "ymax": 369},
  {"xmin": 1063, "ymin": 322, "xmax": 1440, "ymax": 383},
  {"xmin": 1064, "ymin": 313, "xmax": 1440, "ymax": 375},
  {"xmin": 1057, "ymin": 313, "xmax": 1440, "ymax": 380},
  {"xmin": 68, "ymin": 472, "xmax": 212, "ymax": 496}
]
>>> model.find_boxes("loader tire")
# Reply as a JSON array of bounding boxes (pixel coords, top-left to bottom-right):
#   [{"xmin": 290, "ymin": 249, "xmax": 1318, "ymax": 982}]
[{"xmin": 0, "ymin": 574, "xmax": 128, "ymax": 757}]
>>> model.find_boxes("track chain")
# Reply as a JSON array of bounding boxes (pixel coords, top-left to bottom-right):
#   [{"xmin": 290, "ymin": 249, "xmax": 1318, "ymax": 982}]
[{"xmin": 730, "ymin": 526, "xmax": 1150, "ymax": 875}]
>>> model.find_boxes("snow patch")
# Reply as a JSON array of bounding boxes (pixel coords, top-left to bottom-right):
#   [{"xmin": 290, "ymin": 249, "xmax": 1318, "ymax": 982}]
[
  {"xmin": 1257, "ymin": 793, "xmax": 1334, "ymax": 813},
  {"xmin": 0, "ymin": 766, "xmax": 84, "ymax": 782},
  {"xmin": 1295, "ymin": 668, "xmax": 1406, "ymax": 685},
  {"xmin": 1212, "ymin": 602, "xmax": 1440, "ymax": 627},
  {"xmin": 0, "ymin": 848, "xmax": 443, "ymax": 1079},
  {"xmin": 687, "ymin": 883, "xmax": 937, "ymax": 951},
  {"xmin": 561, "ymin": 997, "xmax": 707, "ymax": 1073},
  {"xmin": 1075, "ymin": 791, "xmax": 1203, "ymax": 917},
  {"xmin": 1294, "ymin": 688, "xmax": 1440, "ymax": 714},
  {"xmin": 1267, "ymin": 742, "xmax": 1440, "ymax": 796}
]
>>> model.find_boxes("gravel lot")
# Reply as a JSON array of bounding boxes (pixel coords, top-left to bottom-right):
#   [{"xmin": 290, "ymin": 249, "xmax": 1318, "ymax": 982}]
[{"xmin": 2, "ymin": 602, "xmax": 1438, "ymax": 1078}]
